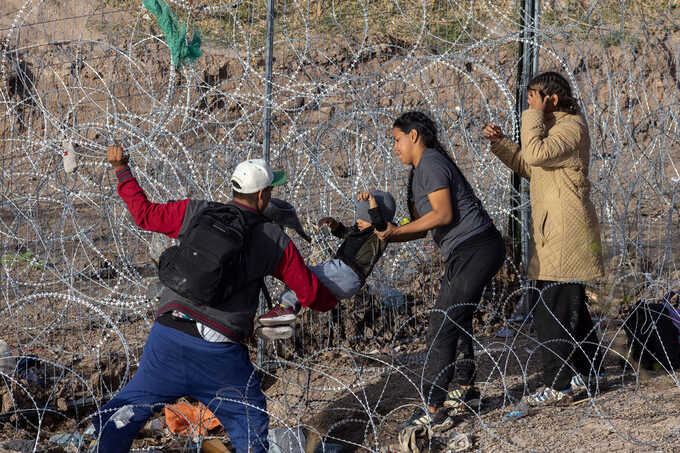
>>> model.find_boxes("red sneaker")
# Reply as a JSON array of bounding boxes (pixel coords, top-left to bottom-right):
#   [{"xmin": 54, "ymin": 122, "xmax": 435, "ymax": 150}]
[{"xmin": 258, "ymin": 304, "xmax": 296, "ymax": 326}]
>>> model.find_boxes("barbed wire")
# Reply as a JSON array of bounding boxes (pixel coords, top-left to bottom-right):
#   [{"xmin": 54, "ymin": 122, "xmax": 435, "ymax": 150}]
[{"xmin": 1, "ymin": 0, "xmax": 680, "ymax": 451}]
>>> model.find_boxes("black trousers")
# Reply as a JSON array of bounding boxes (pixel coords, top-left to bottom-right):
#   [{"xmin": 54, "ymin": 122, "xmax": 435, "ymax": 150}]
[
  {"xmin": 532, "ymin": 281, "xmax": 601, "ymax": 390},
  {"xmin": 422, "ymin": 227, "xmax": 505, "ymax": 408}
]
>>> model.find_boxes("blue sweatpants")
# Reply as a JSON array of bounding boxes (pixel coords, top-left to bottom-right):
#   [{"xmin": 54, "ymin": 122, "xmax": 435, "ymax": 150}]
[{"xmin": 92, "ymin": 323, "xmax": 268, "ymax": 453}]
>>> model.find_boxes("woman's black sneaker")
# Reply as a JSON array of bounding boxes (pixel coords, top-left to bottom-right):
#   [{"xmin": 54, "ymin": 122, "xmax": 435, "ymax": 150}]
[
  {"xmin": 442, "ymin": 385, "xmax": 481, "ymax": 414},
  {"xmin": 400, "ymin": 407, "xmax": 455, "ymax": 432}
]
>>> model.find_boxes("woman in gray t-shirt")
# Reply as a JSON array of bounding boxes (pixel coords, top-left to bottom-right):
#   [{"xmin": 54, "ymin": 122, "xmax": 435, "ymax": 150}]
[{"xmin": 377, "ymin": 111, "xmax": 505, "ymax": 430}]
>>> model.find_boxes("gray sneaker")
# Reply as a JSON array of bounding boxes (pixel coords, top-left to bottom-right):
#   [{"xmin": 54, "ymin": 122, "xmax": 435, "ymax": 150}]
[
  {"xmin": 256, "ymin": 325, "xmax": 294, "ymax": 340},
  {"xmin": 571, "ymin": 372, "xmax": 607, "ymax": 394},
  {"xmin": 570, "ymin": 374, "xmax": 587, "ymax": 392},
  {"xmin": 521, "ymin": 386, "xmax": 573, "ymax": 407}
]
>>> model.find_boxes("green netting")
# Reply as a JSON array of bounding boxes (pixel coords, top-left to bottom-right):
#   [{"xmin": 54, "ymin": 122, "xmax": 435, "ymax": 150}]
[{"xmin": 142, "ymin": 0, "xmax": 202, "ymax": 68}]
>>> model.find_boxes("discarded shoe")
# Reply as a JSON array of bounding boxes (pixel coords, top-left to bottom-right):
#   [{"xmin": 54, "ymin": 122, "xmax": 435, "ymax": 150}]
[{"xmin": 521, "ymin": 386, "xmax": 573, "ymax": 407}]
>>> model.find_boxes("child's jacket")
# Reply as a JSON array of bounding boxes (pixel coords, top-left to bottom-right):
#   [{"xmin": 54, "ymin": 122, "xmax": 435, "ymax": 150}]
[{"xmin": 330, "ymin": 207, "xmax": 388, "ymax": 284}]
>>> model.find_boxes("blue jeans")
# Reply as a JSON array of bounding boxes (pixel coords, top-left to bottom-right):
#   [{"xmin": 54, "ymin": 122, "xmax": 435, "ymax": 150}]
[
  {"xmin": 279, "ymin": 258, "xmax": 362, "ymax": 309},
  {"xmin": 92, "ymin": 323, "xmax": 268, "ymax": 453}
]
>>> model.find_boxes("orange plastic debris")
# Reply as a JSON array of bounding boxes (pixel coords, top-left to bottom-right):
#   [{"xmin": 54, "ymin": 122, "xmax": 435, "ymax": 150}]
[{"xmin": 164, "ymin": 401, "xmax": 222, "ymax": 437}]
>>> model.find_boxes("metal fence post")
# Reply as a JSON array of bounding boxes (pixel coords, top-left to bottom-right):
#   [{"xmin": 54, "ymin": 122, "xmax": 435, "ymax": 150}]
[
  {"xmin": 258, "ymin": 0, "xmax": 276, "ymax": 369},
  {"xmin": 508, "ymin": 0, "xmax": 541, "ymax": 320},
  {"xmin": 263, "ymin": 0, "xmax": 275, "ymax": 164},
  {"xmin": 511, "ymin": 0, "xmax": 540, "ymax": 268}
]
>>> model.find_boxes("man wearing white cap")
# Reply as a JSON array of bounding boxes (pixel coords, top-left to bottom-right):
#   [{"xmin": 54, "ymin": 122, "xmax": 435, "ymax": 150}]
[{"xmin": 93, "ymin": 148, "xmax": 338, "ymax": 453}]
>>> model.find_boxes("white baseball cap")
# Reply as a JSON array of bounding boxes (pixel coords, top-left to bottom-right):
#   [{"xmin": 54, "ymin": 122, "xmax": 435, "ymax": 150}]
[{"xmin": 230, "ymin": 159, "xmax": 287, "ymax": 194}]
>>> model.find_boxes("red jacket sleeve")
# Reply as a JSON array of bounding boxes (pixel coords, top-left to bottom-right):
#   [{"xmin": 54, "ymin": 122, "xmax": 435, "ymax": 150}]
[
  {"xmin": 272, "ymin": 241, "xmax": 338, "ymax": 312},
  {"xmin": 115, "ymin": 166, "xmax": 189, "ymax": 238}
]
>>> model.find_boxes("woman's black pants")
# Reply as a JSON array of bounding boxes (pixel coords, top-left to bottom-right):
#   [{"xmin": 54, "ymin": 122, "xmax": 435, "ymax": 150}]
[
  {"xmin": 422, "ymin": 227, "xmax": 505, "ymax": 408},
  {"xmin": 532, "ymin": 280, "xmax": 601, "ymax": 391}
]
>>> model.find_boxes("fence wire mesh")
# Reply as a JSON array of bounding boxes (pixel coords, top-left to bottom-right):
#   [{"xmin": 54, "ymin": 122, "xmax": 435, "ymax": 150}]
[{"xmin": 1, "ymin": 0, "xmax": 680, "ymax": 451}]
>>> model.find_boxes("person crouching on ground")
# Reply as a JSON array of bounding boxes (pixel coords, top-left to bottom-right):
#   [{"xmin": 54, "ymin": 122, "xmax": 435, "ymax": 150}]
[{"xmin": 92, "ymin": 147, "xmax": 338, "ymax": 453}]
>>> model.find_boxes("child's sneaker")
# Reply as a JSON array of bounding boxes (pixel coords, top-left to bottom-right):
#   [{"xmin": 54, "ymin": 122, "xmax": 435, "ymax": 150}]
[
  {"xmin": 256, "ymin": 325, "xmax": 294, "ymax": 340},
  {"xmin": 443, "ymin": 385, "xmax": 481, "ymax": 413},
  {"xmin": 258, "ymin": 304, "xmax": 296, "ymax": 326},
  {"xmin": 521, "ymin": 386, "xmax": 573, "ymax": 407}
]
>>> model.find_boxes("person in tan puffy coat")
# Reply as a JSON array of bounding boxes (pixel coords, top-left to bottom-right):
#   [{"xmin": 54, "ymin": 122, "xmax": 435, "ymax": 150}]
[{"xmin": 484, "ymin": 71, "xmax": 604, "ymax": 406}]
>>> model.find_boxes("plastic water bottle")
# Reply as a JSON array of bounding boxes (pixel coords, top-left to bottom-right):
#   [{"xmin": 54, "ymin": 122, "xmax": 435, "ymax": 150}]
[
  {"xmin": 501, "ymin": 402, "xmax": 529, "ymax": 422},
  {"xmin": 111, "ymin": 405, "xmax": 134, "ymax": 429}
]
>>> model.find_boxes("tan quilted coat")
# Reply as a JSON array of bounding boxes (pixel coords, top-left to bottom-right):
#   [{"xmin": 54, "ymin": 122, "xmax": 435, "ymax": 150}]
[{"xmin": 491, "ymin": 109, "xmax": 604, "ymax": 282}]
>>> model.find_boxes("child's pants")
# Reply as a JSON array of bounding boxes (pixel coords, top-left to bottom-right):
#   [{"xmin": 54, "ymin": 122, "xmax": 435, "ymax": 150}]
[
  {"xmin": 92, "ymin": 323, "xmax": 269, "ymax": 453},
  {"xmin": 279, "ymin": 258, "xmax": 362, "ymax": 308}
]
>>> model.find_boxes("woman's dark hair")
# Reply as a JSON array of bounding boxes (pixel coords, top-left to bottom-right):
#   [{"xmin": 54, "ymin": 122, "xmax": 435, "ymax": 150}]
[
  {"xmin": 393, "ymin": 111, "xmax": 456, "ymax": 220},
  {"xmin": 528, "ymin": 71, "xmax": 580, "ymax": 114}
]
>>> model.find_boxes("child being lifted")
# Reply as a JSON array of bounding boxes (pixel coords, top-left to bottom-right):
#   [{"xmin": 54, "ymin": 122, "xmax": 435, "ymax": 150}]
[{"xmin": 257, "ymin": 190, "xmax": 396, "ymax": 339}]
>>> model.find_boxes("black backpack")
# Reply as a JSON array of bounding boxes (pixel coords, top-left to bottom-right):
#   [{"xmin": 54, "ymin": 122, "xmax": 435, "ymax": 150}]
[
  {"xmin": 622, "ymin": 300, "xmax": 680, "ymax": 371},
  {"xmin": 158, "ymin": 203, "xmax": 254, "ymax": 307}
]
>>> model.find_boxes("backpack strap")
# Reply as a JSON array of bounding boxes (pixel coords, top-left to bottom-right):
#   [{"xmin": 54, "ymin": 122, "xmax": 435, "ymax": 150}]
[{"xmin": 235, "ymin": 206, "xmax": 275, "ymax": 309}]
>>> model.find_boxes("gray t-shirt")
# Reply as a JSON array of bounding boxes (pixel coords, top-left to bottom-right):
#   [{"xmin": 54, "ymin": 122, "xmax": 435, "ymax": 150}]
[{"xmin": 412, "ymin": 148, "xmax": 493, "ymax": 258}]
